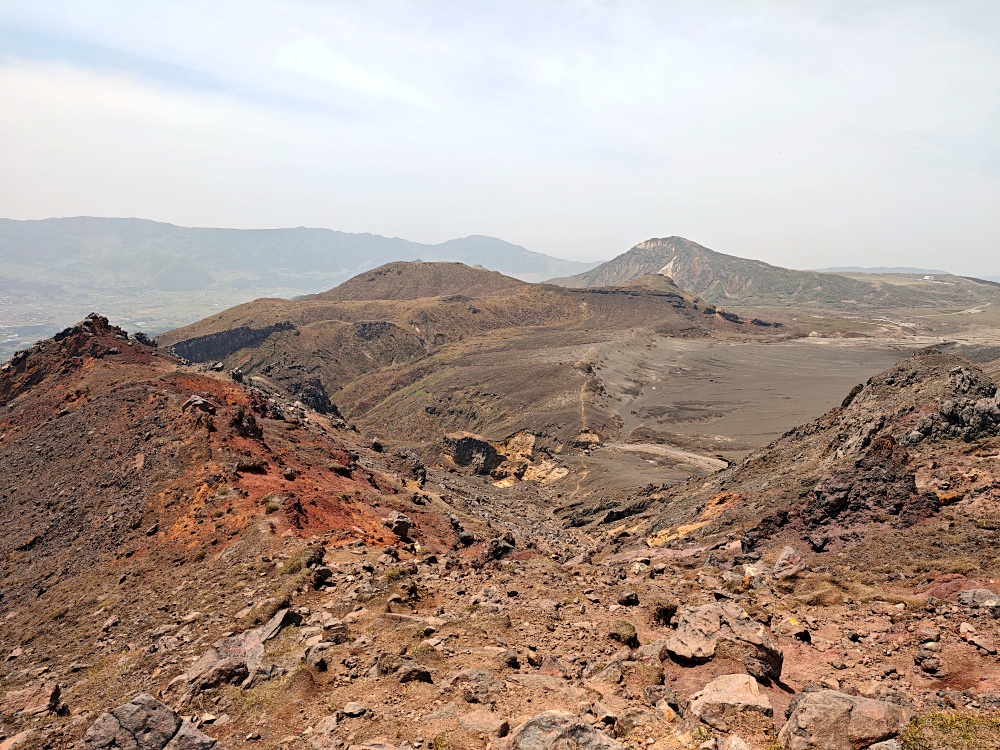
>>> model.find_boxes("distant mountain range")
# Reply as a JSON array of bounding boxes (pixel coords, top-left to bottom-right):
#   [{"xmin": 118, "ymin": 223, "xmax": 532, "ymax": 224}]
[
  {"xmin": 0, "ymin": 217, "xmax": 597, "ymax": 291},
  {"xmin": 0, "ymin": 217, "xmax": 599, "ymax": 359},
  {"xmin": 550, "ymin": 236, "xmax": 1000, "ymax": 309}
]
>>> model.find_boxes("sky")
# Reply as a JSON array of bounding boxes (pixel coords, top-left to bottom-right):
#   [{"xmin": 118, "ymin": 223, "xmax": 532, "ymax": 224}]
[{"xmin": 1, "ymin": 1, "xmax": 998, "ymax": 273}]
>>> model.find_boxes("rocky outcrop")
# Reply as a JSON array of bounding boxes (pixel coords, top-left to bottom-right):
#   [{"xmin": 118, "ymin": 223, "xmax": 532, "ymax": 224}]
[
  {"xmin": 777, "ymin": 690, "xmax": 909, "ymax": 750},
  {"xmin": 167, "ymin": 608, "xmax": 301, "ymax": 699},
  {"xmin": 744, "ymin": 436, "xmax": 939, "ymax": 553},
  {"xmin": 665, "ymin": 602, "xmax": 783, "ymax": 681},
  {"xmin": 803, "ymin": 437, "xmax": 938, "ymax": 531},
  {"xmin": 905, "ymin": 365, "xmax": 1000, "ymax": 443},
  {"xmin": 77, "ymin": 694, "xmax": 222, "ymax": 749},
  {"xmin": 449, "ymin": 435, "xmax": 504, "ymax": 475}
]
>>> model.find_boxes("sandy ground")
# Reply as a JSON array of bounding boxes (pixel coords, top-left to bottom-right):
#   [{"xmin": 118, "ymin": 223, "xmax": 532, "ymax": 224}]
[{"xmin": 596, "ymin": 336, "xmax": 924, "ymax": 460}]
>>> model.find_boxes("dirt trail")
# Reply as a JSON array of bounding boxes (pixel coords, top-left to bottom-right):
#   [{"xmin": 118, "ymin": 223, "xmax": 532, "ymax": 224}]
[{"xmin": 603, "ymin": 441, "xmax": 729, "ymax": 471}]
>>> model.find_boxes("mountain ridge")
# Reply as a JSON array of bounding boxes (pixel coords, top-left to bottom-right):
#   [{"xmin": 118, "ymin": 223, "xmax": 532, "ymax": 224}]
[
  {"xmin": 551, "ymin": 236, "xmax": 1000, "ymax": 310},
  {"xmin": 0, "ymin": 216, "xmax": 597, "ymax": 288}
]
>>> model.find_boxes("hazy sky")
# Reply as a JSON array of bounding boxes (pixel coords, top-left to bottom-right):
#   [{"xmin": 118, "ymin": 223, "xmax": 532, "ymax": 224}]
[{"xmin": 1, "ymin": 1, "xmax": 998, "ymax": 273}]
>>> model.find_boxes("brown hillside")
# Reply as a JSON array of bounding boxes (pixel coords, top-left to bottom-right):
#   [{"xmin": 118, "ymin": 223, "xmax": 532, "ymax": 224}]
[
  {"xmin": 314, "ymin": 260, "xmax": 526, "ymax": 301},
  {"xmin": 159, "ymin": 262, "xmax": 778, "ymax": 449}
]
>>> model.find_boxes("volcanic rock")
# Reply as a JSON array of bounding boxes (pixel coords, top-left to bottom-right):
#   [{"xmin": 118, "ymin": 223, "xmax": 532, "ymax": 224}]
[
  {"xmin": 383, "ymin": 511, "xmax": 413, "ymax": 540},
  {"xmin": 505, "ymin": 710, "xmax": 626, "ymax": 750},
  {"xmin": 665, "ymin": 602, "xmax": 783, "ymax": 681},
  {"xmin": 77, "ymin": 694, "xmax": 222, "ymax": 749},
  {"xmin": 689, "ymin": 674, "xmax": 772, "ymax": 731},
  {"xmin": 777, "ymin": 690, "xmax": 909, "ymax": 750},
  {"xmin": 169, "ymin": 608, "xmax": 300, "ymax": 696},
  {"xmin": 773, "ymin": 546, "xmax": 804, "ymax": 579},
  {"xmin": 3, "ymin": 682, "xmax": 61, "ymax": 717}
]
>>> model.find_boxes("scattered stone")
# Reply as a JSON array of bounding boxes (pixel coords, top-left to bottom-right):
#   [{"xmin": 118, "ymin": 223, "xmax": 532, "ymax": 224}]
[
  {"xmin": 958, "ymin": 588, "xmax": 1000, "ymax": 608},
  {"xmin": 689, "ymin": 674, "xmax": 772, "ymax": 731},
  {"xmin": 422, "ymin": 703, "xmax": 458, "ymax": 722},
  {"xmin": 617, "ymin": 590, "xmax": 639, "ymax": 606},
  {"xmin": 383, "ymin": 512, "xmax": 413, "ymax": 540},
  {"xmin": 777, "ymin": 690, "xmax": 909, "ymax": 750},
  {"xmin": 611, "ymin": 707, "xmax": 661, "ymax": 739},
  {"xmin": 342, "ymin": 702, "xmax": 369, "ymax": 718},
  {"xmin": 181, "ymin": 396, "xmax": 216, "ymax": 415},
  {"xmin": 867, "ymin": 741, "xmax": 903, "ymax": 750},
  {"xmin": 608, "ymin": 619, "xmax": 639, "ymax": 648},
  {"xmin": 447, "ymin": 669, "xmax": 505, "ymax": 703},
  {"xmin": 396, "ymin": 662, "xmax": 432, "ymax": 683}
]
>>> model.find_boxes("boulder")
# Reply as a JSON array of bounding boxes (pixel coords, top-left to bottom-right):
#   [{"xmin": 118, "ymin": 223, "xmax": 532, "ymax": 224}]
[
  {"xmin": 460, "ymin": 710, "xmax": 510, "ymax": 737},
  {"xmin": 383, "ymin": 511, "xmax": 413, "ymax": 540},
  {"xmin": 3, "ymin": 681, "xmax": 60, "ymax": 716},
  {"xmin": 957, "ymin": 588, "xmax": 1000, "ymax": 609},
  {"xmin": 341, "ymin": 702, "xmax": 369, "ymax": 718},
  {"xmin": 612, "ymin": 707, "xmax": 662, "ymax": 739},
  {"xmin": 617, "ymin": 590, "xmax": 640, "ymax": 606},
  {"xmin": 666, "ymin": 602, "xmax": 783, "ymax": 681},
  {"xmin": 689, "ymin": 674, "xmax": 772, "ymax": 731},
  {"xmin": 181, "ymin": 396, "xmax": 216, "ymax": 415},
  {"xmin": 77, "ymin": 694, "xmax": 222, "ymax": 749},
  {"xmin": 447, "ymin": 669, "xmax": 506, "ymax": 704},
  {"xmin": 0, "ymin": 730, "xmax": 33, "ymax": 750},
  {"xmin": 396, "ymin": 662, "xmax": 432, "ymax": 683},
  {"xmin": 164, "ymin": 722, "xmax": 219, "ymax": 750},
  {"xmin": 777, "ymin": 690, "xmax": 909, "ymax": 750},
  {"xmin": 773, "ymin": 546, "xmax": 805, "ymax": 579},
  {"xmin": 506, "ymin": 711, "xmax": 626, "ymax": 750}
]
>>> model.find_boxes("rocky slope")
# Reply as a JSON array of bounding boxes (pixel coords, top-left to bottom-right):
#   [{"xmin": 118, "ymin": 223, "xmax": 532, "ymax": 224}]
[
  {"xmin": 2, "ymin": 319, "xmax": 1000, "ymax": 749},
  {"xmin": 551, "ymin": 237, "xmax": 1000, "ymax": 311}
]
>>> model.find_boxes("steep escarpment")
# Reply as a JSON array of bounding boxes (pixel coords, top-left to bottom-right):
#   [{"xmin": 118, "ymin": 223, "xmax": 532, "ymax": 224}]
[{"xmin": 168, "ymin": 321, "xmax": 295, "ymax": 363}]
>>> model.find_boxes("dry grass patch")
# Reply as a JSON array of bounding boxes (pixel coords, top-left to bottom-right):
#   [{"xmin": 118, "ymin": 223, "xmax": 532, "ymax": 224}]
[{"xmin": 900, "ymin": 710, "xmax": 1000, "ymax": 750}]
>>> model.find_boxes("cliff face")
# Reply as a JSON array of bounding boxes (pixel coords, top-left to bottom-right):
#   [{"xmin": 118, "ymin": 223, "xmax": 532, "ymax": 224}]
[{"xmin": 168, "ymin": 321, "xmax": 295, "ymax": 363}]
